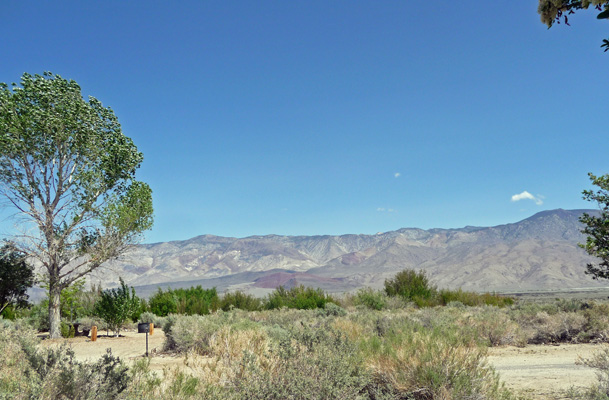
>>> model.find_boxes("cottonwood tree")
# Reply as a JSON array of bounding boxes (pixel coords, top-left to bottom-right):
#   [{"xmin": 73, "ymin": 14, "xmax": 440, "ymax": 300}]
[
  {"xmin": 0, "ymin": 72, "xmax": 153, "ymax": 338},
  {"xmin": 0, "ymin": 244, "xmax": 35, "ymax": 314},
  {"xmin": 538, "ymin": 0, "xmax": 609, "ymax": 51},
  {"xmin": 580, "ymin": 173, "xmax": 609, "ymax": 279}
]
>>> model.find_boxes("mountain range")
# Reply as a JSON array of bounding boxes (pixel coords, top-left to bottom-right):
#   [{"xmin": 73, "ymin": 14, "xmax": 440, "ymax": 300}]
[{"xmin": 89, "ymin": 208, "xmax": 607, "ymax": 297}]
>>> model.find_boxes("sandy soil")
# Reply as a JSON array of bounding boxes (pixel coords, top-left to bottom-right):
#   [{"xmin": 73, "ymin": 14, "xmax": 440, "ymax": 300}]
[
  {"xmin": 39, "ymin": 329, "xmax": 187, "ymax": 372},
  {"xmin": 488, "ymin": 343, "xmax": 605, "ymax": 399},
  {"xmin": 40, "ymin": 332, "xmax": 605, "ymax": 399}
]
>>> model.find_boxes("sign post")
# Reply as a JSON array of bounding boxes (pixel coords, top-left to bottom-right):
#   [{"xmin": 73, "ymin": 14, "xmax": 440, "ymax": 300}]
[{"xmin": 137, "ymin": 323, "xmax": 150, "ymax": 357}]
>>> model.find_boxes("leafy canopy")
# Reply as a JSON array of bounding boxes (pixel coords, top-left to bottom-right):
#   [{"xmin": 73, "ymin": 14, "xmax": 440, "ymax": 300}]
[
  {"xmin": 0, "ymin": 72, "xmax": 153, "ymax": 281},
  {"xmin": 0, "ymin": 71, "xmax": 153, "ymax": 338},
  {"xmin": 538, "ymin": 0, "xmax": 609, "ymax": 51},
  {"xmin": 580, "ymin": 173, "xmax": 609, "ymax": 279},
  {"xmin": 0, "ymin": 245, "xmax": 35, "ymax": 314}
]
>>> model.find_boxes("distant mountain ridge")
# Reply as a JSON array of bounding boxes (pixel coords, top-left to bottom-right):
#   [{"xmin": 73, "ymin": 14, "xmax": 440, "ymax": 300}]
[{"xmin": 96, "ymin": 209, "xmax": 604, "ymax": 295}]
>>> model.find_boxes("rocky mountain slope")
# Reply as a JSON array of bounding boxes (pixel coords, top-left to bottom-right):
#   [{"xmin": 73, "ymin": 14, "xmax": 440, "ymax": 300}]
[{"xmin": 96, "ymin": 209, "xmax": 604, "ymax": 294}]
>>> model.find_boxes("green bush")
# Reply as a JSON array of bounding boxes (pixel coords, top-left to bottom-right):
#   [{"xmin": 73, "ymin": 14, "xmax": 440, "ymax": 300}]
[
  {"xmin": 384, "ymin": 268, "xmax": 435, "ymax": 301},
  {"xmin": 148, "ymin": 287, "xmax": 177, "ymax": 316},
  {"xmin": 265, "ymin": 285, "xmax": 336, "ymax": 310},
  {"xmin": 94, "ymin": 278, "xmax": 140, "ymax": 336},
  {"xmin": 220, "ymin": 290, "xmax": 261, "ymax": 311},
  {"xmin": 149, "ymin": 286, "xmax": 219, "ymax": 316},
  {"xmin": 352, "ymin": 288, "xmax": 387, "ymax": 310},
  {"xmin": 60, "ymin": 321, "xmax": 75, "ymax": 338},
  {"xmin": 438, "ymin": 288, "xmax": 514, "ymax": 307},
  {"xmin": 316, "ymin": 302, "xmax": 347, "ymax": 317}
]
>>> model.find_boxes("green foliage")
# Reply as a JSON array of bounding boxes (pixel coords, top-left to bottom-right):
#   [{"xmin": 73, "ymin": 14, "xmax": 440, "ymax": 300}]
[
  {"xmin": 383, "ymin": 269, "xmax": 513, "ymax": 309},
  {"xmin": 384, "ymin": 268, "xmax": 435, "ymax": 301},
  {"xmin": 60, "ymin": 321, "xmax": 75, "ymax": 338},
  {"xmin": 265, "ymin": 285, "xmax": 336, "ymax": 310},
  {"xmin": 438, "ymin": 288, "xmax": 514, "ymax": 307},
  {"xmin": 0, "ymin": 245, "xmax": 35, "ymax": 314},
  {"xmin": 580, "ymin": 173, "xmax": 609, "ymax": 280},
  {"xmin": 149, "ymin": 286, "xmax": 219, "ymax": 317},
  {"xmin": 94, "ymin": 278, "xmax": 140, "ymax": 336},
  {"xmin": 0, "ymin": 71, "xmax": 153, "ymax": 338},
  {"xmin": 351, "ymin": 288, "xmax": 387, "ymax": 310},
  {"xmin": 148, "ymin": 287, "xmax": 177, "ymax": 316},
  {"xmin": 220, "ymin": 290, "xmax": 262, "ymax": 311},
  {"xmin": 174, "ymin": 286, "xmax": 219, "ymax": 315}
]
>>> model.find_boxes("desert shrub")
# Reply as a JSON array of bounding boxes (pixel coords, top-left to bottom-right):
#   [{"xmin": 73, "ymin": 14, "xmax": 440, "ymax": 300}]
[
  {"xmin": 581, "ymin": 303, "xmax": 609, "ymax": 342},
  {"xmin": 316, "ymin": 302, "xmax": 347, "ymax": 317},
  {"xmin": 0, "ymin": 319, "xmax": 131, "ymax": 400},
  {"xmin": 164, "ymin": 314, "xmax": 221, "ymax": 353},
  {"xmin": 438, "ymin": 288, "xmax": 514, "ymax": 307},
  {"xmin": 384, "ymin": 268, "xmax": 435, "ymax": 302},
  {"xmin": 139, "ymin": 311, "xmax": 167, "ymax": 329},
  {"xmin": 514, "ymin": 310, "xmax": 587, "ymax": 344},
  {"xmin": 565, "ymin": 348, "xmax": 609, "ymax": 399},
  {"xmin": 351, "ymin": 288, "xmax": 387, "ymax": 310},
  {"xmin": 0, "ymin": 319, "xmax": 41, "ymax": 396},
  {"xmin": 264, "ymin": 285, "xmax": 336, "ymax": 310},
  {"xmin": 220, "ymin": 290, "xmax": 262, "ymax": 311},
  {"xmin": 230, "ymin": 327, "xmax": 370, "ymax": 400},
  {"xmin": 76, "ymin": 316, "xmax": 103, "ymax": 331},
  {"xmin": 466, "ymin": 307, "xmax": 526, "ymax": 347},
  {"xmin": 29, "ymin": 347, "xmax": 130, "ymax": 400},
  {"xmin": 164, "ymin": 311, "xmax": 260, "ymax": 354},
  {"xmin": 358, "ymin": 316, "xmax": 515, "ymax": 400}
]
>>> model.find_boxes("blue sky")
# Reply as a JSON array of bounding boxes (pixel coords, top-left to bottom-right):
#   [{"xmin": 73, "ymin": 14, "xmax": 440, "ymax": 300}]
[{"xmin": 1, "ymin": 1, "xmax": 608, "ymax": 243}]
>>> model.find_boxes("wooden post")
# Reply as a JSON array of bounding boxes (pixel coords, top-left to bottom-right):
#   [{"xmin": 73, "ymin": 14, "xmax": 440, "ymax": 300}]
[
  {"xmin": 91, "ymin": 325, "xmax": 97, "ymax": 342},
  {"xmin": 149, "ymin": 323, "xmax": 154, "ymax": 335}
]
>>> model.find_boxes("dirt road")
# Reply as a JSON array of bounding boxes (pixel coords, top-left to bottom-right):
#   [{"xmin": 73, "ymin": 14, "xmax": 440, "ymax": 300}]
[{"xmin": 488, "ymin": 343, "xmax": 604, "ymax": 399}]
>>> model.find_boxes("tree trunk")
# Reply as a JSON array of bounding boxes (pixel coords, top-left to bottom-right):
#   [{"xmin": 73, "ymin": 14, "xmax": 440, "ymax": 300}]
[{"xmin": 48, "ymin": 284, "xmax": 62, "ymax": 339}]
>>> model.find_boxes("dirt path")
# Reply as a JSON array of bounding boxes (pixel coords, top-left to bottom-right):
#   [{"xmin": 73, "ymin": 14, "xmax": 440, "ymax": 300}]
[
  {"xmin": 41, "ymin": 332, "xmax": 606, "ymax": 399},
  {"xmin": 39, "ymin": 329, "xmax": 187, "ymax": 372},
  {"xmin": 488, "ymin": 343, "xmax": 604, "ymax": 399}
]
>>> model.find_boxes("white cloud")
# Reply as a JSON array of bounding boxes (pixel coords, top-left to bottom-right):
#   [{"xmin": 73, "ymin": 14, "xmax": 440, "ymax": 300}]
[
  {"xmin": 377, "ymin": 208, "xmax": 385, "ymax": 212},
  {"xmin": 511, "ymin": 191, "xmax": 543, "ymax": 205},
  {"xmin": 377, "ymin": 207, "xmax": 396, "ymax": 213},
  {"xmin": 394, "ymin": 172, "xmax": 401, "ymax": 178}
]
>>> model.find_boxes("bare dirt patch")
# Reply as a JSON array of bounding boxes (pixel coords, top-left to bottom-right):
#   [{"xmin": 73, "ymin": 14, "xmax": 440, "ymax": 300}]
[
  {"xmin": 39, "ymin": 329, "xmax": 187, "ymax": 372},
  {"xmin": 488, "ymin": 343, "xmax": 605, "ymax": 399}
]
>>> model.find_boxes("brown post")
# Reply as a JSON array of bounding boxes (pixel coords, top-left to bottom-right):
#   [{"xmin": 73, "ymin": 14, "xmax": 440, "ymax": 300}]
[
  {"xmin": 91, "ymin": 325, "xmax": 98, "ymax": 342},
  {"xmin": 149, "ymin": 323, "xmax": 154, "ymax": 335}
]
